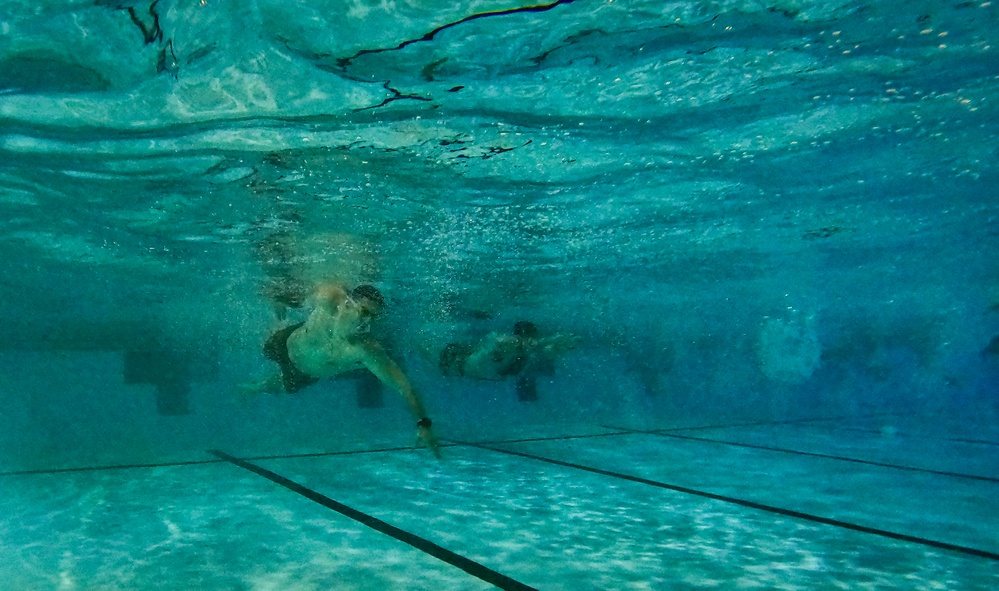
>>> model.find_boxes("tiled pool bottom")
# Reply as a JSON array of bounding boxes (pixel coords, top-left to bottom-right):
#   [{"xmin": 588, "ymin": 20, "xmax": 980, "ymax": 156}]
[{"xmin": 2, "ymin": 419, "xmax": 997, "ymax": 590}]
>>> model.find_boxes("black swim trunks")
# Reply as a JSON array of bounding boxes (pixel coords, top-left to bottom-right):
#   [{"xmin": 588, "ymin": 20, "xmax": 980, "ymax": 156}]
[
  {"xmin": 494, "ymin": 342, "xmax": 529, "ymax": 377},
  {"xmin": 263, "ymin": 322, "xmax": 319, "ymax": 393}
]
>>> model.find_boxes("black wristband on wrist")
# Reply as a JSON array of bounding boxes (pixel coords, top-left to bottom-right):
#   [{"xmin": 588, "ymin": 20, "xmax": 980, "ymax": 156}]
[{"xmin": 416, "ymin": 417, "xmax": 432, "ymax": 429}]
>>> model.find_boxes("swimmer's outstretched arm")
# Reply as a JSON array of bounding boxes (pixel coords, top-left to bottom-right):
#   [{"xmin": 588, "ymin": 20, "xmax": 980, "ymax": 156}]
[
  {"xmin": 360, "ymin": 341, "xmax": 441, "ymax": 458},
  {"xmin": 539, "ymin": 333, "xmax": 582, "ymax": 356}
]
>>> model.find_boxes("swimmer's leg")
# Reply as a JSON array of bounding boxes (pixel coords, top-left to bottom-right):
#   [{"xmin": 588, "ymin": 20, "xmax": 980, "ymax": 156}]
[{"xmin": 516, "ymin": 374, "xmax": 538, "ymax": 402}]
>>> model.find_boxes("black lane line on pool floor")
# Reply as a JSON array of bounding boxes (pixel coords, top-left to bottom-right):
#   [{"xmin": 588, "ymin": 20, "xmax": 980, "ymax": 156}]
[
  {"xmin": 453, "ymin": 439, "xmax": 999, "ymax": 562},
  {"xmin": 603, "ymin": 425, "xmax": 999, "ymax": 483},
  {"xmin": 209, "ymin": 450, "xmax": 538, "ymax": 591}
]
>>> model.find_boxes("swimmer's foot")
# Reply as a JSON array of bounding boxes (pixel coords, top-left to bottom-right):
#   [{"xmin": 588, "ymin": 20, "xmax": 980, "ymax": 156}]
[{"xmin": 237, "ymin": 376, "xmax": 282, "ymax": 399}]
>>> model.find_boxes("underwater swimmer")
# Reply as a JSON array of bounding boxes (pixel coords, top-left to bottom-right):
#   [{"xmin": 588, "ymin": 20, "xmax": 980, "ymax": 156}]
[
  {"xmin": 249, "ymin": 282, "xmax": 440, "ymax": 457},
  {"xmin": 439, "ymin": 321, "xmax": 580, "ymax": 401}
]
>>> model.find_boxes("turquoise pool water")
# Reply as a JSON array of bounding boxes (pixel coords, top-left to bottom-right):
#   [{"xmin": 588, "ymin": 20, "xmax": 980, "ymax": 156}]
[{"xmin": 1, "ymin": 0, "xmax": 997, "ymax": 588}]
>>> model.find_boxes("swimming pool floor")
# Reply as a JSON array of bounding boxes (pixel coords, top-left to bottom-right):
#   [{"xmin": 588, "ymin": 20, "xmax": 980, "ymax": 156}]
[{"xmin": 2, "ymin": 415, "xmax": 997, "ymax": 590}]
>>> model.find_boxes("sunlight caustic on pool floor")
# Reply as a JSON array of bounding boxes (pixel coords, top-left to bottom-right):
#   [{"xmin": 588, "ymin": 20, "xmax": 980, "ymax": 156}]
[{"xmin": 2, "ymin": 417, "xmax": 997, "ymax": 590}]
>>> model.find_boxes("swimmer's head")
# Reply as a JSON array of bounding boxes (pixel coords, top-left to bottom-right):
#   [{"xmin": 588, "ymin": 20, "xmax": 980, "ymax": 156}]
[
  {"xmin": 351, "ymin": 284, "xmax": 385, "ymax": 317},
  {"xmin": 439, "ymin": 343, "xmax": 471, "ymax": 376},
  {"xmin": 513, "ymin": 321, "xmax": 538, "ymax": 338}
]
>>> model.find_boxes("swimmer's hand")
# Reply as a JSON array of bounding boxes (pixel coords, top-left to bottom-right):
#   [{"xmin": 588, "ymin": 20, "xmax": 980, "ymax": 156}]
[{"xmin": 417, "ymin": 423, "xmax": 442, "ymax": 459}]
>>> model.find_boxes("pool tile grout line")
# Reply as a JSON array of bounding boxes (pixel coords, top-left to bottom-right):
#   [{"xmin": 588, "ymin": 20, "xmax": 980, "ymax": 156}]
[
  {"xmin": 0, "ymin": 458, "xmax": 223, "ymax": 477},
  {"xmin": 450, "ymin": 439, "xmax": 999, "ymax": 562},
  {"xmin": 812, "ymin": 425, "xmax": 999, "ymax": 448},
  {"xmin": 0, "ymin": 412, "xmax": 938, "ymax": 478},
  {"xmin": 208, "ymin": 449, "xmax": 539, "ymax": 591},
  {"xmin": 0, "ymin": 447, "xmax": 428, "ymax": 477},
  {"xmin": 657, "ymin": 411, "xmax": 916, "ymax": 433},
  {"xmin": 602, "ymin": 425, "xmax": 999, "ymax": 483},
  {"xmin": 0, "ymin": 432, "xmax": 627, "ymax": 478}
]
